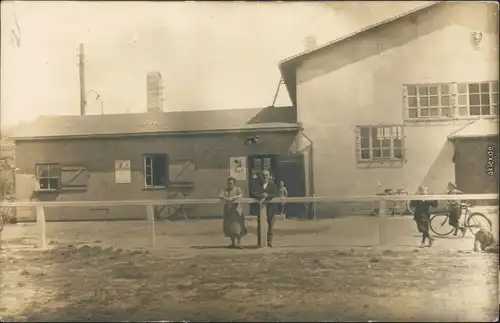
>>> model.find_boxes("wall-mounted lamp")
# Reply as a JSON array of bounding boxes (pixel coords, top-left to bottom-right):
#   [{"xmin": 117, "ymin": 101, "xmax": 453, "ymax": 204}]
[{"xmin": 471, "ymin": 31, "xmax": 483, "ymax": 48}]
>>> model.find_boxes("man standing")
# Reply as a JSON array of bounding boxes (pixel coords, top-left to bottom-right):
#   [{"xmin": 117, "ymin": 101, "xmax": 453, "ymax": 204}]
[{"xmin": 250, "ymin": 170, "xmax": 278, "ymax": 247}]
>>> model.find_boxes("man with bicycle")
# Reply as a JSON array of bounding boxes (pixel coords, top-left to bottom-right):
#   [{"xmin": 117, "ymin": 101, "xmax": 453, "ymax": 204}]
[{"xmin": 447, "ymin": 182, "xmax": 466, "ymax": 237}]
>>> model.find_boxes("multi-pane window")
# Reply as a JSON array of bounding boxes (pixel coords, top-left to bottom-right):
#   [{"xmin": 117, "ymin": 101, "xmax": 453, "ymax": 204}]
[
  {"xmin": 457, "ymin": 82, "xmax": 499, "ymax": 117},
  {"xmin": 36, "ymin": 163, "xmax": 61, "ymax": 191},
  {"xmin": 405, "ymin": 81, "xmax": 498, "ymax": 120},
  {"xmin": 406, "ymin": 84, "xmax": 452, "ymax": 119},
  {"xmin": 144, "ymin": 154, "xmax": 168, "ymax": 187},
  {"xmin": 356, "ymin": 126, "xmax": 404, "ymax": 162}
]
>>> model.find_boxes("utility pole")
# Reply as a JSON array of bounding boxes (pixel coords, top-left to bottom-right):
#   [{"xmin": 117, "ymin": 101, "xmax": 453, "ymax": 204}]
[{"xmin": 78, "ymin": 43, "xmax": 86, "ymax": 116}]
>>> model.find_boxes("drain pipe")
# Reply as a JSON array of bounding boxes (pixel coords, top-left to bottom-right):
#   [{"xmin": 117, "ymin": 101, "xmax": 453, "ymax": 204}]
[{"xmin": 300, "ymin": 130, "xmax": 316, "ymax": 220}]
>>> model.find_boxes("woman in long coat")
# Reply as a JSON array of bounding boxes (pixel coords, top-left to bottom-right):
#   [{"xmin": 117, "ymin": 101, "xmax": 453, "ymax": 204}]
[
  {"xmin": 410, "ymin": 186, "xmax": 438, "ymax": 248},
  {"xmin": 218, "ymin": 177, "xmax": 247, "ymax": 248}
]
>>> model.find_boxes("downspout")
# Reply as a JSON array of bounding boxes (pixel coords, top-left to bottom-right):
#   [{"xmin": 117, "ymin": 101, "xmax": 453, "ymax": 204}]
[{"xmin": 300, "ymin": 130, "xmax": 316, "ymax": 220}]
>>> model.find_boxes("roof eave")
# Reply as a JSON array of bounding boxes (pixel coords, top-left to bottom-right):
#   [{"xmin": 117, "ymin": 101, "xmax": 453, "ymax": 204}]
[
  {"xmin": 11, "ymin": 124, "xmax": 303, "ymax": 142},
  {"xmin": 278, "ymin": 1, "xmax": 441, "ymax": 106}
]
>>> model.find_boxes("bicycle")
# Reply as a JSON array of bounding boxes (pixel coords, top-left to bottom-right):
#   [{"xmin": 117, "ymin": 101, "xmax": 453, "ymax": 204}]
[
  {"xmin": 429, "ymin": 203, "xmax": 492, "ymax": 236},
  {"xmin": 153, "ymin": 191, "xmax": 201, "ymax": 221},
  {"xmin": 371, "ymin": 187, "xmax": 414, "ymax": 216}
]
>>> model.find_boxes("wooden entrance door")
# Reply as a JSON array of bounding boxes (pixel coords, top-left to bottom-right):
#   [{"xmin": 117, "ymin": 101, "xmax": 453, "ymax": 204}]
[{"xmin": 454, "ymin": 136, "xmax": 499, "ymax": 205}]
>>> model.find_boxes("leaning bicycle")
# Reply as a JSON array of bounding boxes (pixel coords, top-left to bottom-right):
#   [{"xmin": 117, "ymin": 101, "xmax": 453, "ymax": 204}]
[
  {"xmin": 371, "ymin": 187, "xmax": 414, "ymax": 216},
  {"xmin": 429, "ymin": 203, "xmax": 492, "ymax": 236},
  {"xmin": 153, "ymin": 192, "xmax": 201, "ymax": 221},
  {"xmin": 0, "ymin": 195, "xmax": 16, "ymax": 233}
]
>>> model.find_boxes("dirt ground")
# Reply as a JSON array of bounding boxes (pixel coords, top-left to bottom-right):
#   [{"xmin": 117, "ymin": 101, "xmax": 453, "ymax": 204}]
[{"xmin": 1, "ymin": 216, "xmax": 498, "ymax": 322}]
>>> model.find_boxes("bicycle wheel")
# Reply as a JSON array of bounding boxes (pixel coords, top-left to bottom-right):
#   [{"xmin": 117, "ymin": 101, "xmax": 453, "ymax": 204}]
[
  {"xmin": 429, "ymin": 213, "xmax": 454, "ymax": 236},
  {"xmin": 466, "ymin": 212, "xmax": 492, "ymax": 235}
]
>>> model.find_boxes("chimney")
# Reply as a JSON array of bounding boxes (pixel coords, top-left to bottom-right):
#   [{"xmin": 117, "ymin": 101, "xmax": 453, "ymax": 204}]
[
  {"xmin": 303, "ymin": 35, "xmax": 317, "ymax": 52},
  {"xmin": 146, "ymin": 72, "xmax": 163, "ymax": 113}
]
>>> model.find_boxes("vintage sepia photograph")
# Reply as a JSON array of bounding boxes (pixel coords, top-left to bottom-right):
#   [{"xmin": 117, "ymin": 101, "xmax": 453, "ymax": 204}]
[{"xmin": 0, "ymin": 1, "xmax": 498, "ymax": 321}]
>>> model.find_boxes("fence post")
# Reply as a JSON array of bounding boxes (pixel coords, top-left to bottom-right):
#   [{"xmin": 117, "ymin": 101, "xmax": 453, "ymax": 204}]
[
  {"xmin": 146, "ymin": 204, "xmax": 156, "ymax": 249},
  {"xmin": 378, "ymin": 198, "xmax": 388, "ymax": 246},
  {"xmin": 258, "ymin": 202, "xmax": 268, "ymax": 248},
  {"xmin": 36, "ymin": 206, "xmax": 47, "ymax": 250}
]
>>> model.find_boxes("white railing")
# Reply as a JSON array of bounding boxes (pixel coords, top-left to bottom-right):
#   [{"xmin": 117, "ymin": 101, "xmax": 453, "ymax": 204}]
[{"xmin": 0, "ymin": 194, "xmax": 497, "ymax": 250}]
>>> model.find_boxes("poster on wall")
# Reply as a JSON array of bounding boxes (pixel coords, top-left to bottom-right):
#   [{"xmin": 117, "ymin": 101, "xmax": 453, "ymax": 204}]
[
  {"xmin": 115, "ymin": 160, "xmax": 131, "ymax": 184},
  {"xmin": 229, "ymin": 157, "xmax": 247, "ymax": 181}
]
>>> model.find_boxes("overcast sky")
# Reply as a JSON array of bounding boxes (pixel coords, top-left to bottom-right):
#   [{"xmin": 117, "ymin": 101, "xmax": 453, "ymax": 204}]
[{"xmin": 1, "ymin": 1, "xmax": 432, "ymax": 127}]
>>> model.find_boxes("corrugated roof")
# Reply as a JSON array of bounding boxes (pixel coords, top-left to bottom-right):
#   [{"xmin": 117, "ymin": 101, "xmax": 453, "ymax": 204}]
[
  {"xmin": 10, "ymin": 106, "xmax": 299, "ymax": 141},
  {"xmin": 448, "ymin": 119, "xmax": 499, "ymax": 139},
  {"xmin": 278, "ymin": 1, "xmax": 441, "ymax": 106}
]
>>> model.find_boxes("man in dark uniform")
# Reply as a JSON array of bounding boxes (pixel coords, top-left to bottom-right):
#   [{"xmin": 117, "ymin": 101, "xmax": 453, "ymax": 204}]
[{"xmin": 250, "ymin": 169, "xmax": 279, "ymax": 247}]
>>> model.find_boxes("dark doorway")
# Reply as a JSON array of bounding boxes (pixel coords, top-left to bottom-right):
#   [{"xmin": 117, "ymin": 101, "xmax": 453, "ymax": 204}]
[
  {"xmin": 454, "ymin": 136, "xmax": 499, "ymax": 206},
  {"xmin": 247, "ymin": 154, "xmax": 308, "ymax": 218},
  {"xmin": 248, "ymin": 155, "xmax": 278, "ymax": 181},
  {"xmin": 275, "ymin": 153, "xmax": 308, "ymax": 218}
]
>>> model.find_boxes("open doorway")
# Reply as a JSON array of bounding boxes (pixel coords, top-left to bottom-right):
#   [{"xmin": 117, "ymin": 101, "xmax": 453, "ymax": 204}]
[{"xmin": 248, "ymin": 153, "xmax": 308, "ymax": 218}]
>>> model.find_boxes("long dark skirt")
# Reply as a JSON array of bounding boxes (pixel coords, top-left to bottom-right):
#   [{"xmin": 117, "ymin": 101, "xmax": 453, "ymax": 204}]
[
  {"xmin": 448, "ymin": 206, "xmax": 461, "ymax": 227},
  {"xmin": 223, "ymin": 210, "xmax": 247, "ymax": 238},
  {"xmin": 414, "ymin": 215, "xmax": 430, "ymax": 235}
]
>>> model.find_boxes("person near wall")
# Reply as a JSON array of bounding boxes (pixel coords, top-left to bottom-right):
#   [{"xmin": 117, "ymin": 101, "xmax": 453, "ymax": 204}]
[
  {"xmin": 218, "ymin": 177, "xmax": 247, "ymax": 249},
  {"xmin": 447, "ymin": 182, "xmax": 466, "ymax": 237},
  {"xmin": 278, "ymin": 180, "xmax": 288, "ymax": 218},
  {"xmin": 410, "ymin": 185, "xmax": 438, "ymax": 248},
  {"xmin": 250, "ymin": 169, "xmax": 279, "ymax": 247}
]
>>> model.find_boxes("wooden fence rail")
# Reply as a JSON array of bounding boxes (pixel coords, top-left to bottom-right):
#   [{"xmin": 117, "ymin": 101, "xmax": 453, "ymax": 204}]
[{"xmin": 0, "ymin": 194, "xmax": 497, "ymax": 250}]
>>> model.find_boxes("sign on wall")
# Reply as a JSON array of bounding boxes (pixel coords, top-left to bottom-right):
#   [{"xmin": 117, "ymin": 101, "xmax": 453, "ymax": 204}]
[
  {"xmin": 115, "ymin": 160, "xmax": 131, "ymax": 184},
  {"xmin": 229, "ymin": 157, "xmax": 247, "ymax": 181}
]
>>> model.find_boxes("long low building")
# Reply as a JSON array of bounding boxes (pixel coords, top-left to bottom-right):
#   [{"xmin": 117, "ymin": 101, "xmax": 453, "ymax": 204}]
[{"xmin": 10, "ymin": 106, "xmax": 311, "ymax": 221}]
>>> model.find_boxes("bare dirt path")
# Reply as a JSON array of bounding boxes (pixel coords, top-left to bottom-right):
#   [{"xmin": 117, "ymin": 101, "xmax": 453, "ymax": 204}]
[
  {"xmin": 0, "ymin": 245, "xmax": 498, "ymax": 322},
  {"xmin": 1, "ymin": 216, "xmax": 498, "ymax": 321}
]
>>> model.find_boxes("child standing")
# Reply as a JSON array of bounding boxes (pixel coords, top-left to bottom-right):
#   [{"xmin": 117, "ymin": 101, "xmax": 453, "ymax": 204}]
[
  {"xmin": 278, "ymin": 180, "xmax": 288, "ymax": 218},
  {"xmin": 409, "ymin": 186, "xmax": 438, "ymax": 248}
]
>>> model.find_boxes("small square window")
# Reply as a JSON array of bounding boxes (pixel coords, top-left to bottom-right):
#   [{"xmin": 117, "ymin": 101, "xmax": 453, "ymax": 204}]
[
  {"xmin": 492, "ymin": 81, "xmax": 499, "ymax": 93},
  {"xmin": 442, "ymin": 96, "xmax": 450, "ymax": 106},
  {"xmin": 407, "ymin": 85, "xmax": 417, "ymax": 96},
  {"xmin": 469, "ymin": 94, "xmax": 480, "ymax": 105},
  {"xmin": 457, "ymin": 83, "xmax": 467, "ymax": 94},
  {"xmin": 480, "ymin": 83, "xmax": 489, "ymax": 93},
  {"xmin": 481, "ymin": 94, "xmax": 490, "ymax": 105},
  {"xmin": 468, "ymin": 83, "xmax": 480, "ymax": 94},
  {"xmin": 470, "ymin": 106, "xmax": 481, "ymax": 116},
  {"xmin": 361, "ymin": 149, "xmax": 370, "ymax": 160},
  {"xmin": 441, "ymin": 84, "xmax": 450, "ymax": 94},
  {"xmin": 481, "ymin": 106, "xmax": 491, "ymax": 115},
  {"xmin": 429, "ymin": 96, "xmax": 438, "ymax": 106},
  {"xmin": 420, "ymin": 97, "xmax": 429, "ymax": 106},
  {"xmin": 430, "ymin": 108, "xmax": 439, "ymax": 116},
  {"xmin": 418, "ymin": 86, "xmax": 428, "ymax": 96},
  {"xmin": 458, "ymin": 95, "xmax": 467, "ymax": 106},
  {"xmin": 408, "ymin": 97, "xmax": 418, "ymax": 107},
  {"xmin": 420, "ymin": 108, "xmax": 430, "ymax": 117}
]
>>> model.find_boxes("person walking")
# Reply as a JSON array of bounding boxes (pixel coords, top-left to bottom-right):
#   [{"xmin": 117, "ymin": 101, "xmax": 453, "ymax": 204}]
[
  {"xmin": 447, "ymin": 182, "xmax": 466, "ymax": 237},
  {"xmin": 410, "ymin": 186, "xmax": 438, "ymax": 248},
  {"xmin": 250, "ymin": 170, "xmax": 279, "ymax": 247},
  {"xmin": 218, "ymin": 177, "xmax": 246, "ymax": 249}
]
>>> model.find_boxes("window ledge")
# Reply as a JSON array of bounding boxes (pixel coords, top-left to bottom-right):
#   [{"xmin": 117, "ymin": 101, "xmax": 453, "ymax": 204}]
[
  {"xmin": 404, "ymin": 116, "xmax": 499, "ymax": 124},
  {"xmin": 61, "ymin": 187, "xmax": 87, "ymax": 192},
  {"xmin": 143, "ymin": 186, "xmax": 167, "ymax": 191},
  {"xmin": 357, "ymin": 160, "xmax": 405, "ymax": 169},
  {"xmin": 34, "ymin": 189, "xmax": 60, "ymax": 193}
]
